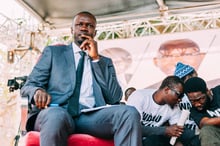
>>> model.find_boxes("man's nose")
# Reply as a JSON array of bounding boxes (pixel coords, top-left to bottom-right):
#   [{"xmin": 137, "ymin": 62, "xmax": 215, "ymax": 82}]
[
  {"xmin": 194, "ymin": 102, "xmax": 201, "ymax": 107},
  {"xmin": 80, "ymin": 24, "xmax": 89, "ymax": 30}
]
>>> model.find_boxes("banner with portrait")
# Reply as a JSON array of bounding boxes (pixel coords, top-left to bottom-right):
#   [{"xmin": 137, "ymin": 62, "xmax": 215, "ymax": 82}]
[{"xmin": 98, "ymin": 29, "xmax": 220, "ymax": 96}]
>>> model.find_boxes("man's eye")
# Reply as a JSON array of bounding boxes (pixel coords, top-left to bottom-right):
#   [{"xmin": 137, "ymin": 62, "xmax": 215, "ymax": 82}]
[
  {"xmin": 76, "ymin": 23, "xmax": 83, "ymax": 27},
  {"xmin": 87, "ymin": 24, "xmax": 94, "ymax": 28},
  {"xmin": 75, "ymin": 23, "xmax": 94, "ymax": 29}
]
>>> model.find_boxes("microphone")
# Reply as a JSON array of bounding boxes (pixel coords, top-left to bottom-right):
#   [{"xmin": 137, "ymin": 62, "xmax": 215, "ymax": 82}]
[{"xmin": 170, "ymin": 109, "xmax": 190, "ymax": 145}]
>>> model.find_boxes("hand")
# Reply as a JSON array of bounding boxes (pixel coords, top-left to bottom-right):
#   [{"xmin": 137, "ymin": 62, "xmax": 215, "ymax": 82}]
[
  {"xmin": 165, "ymin": 124, "xmax": 184, "ymax": 137},
  {"xmin": 34, "ymin": 89, "xmax": 51, "ymax": 109},
  {"xmin": 80, "ymin": 34, "xmax": 99, "ymax": 60}
]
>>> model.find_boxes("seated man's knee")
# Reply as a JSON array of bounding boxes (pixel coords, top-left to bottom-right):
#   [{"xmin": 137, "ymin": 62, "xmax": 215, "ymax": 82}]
[
  {"xmin": 199, "ymin": 125, "xmax": 220, "ymax": 146},
  {"xmin": 39, "ymin": 107, "xmax": 74, "ymax": 132},
  {"xmin": 122, "ymin": 105, "xmax": 140, "ymax": 120},
  {"xmin": 200, "ymin": 125, "xmax": 215, "ymax": 138}
]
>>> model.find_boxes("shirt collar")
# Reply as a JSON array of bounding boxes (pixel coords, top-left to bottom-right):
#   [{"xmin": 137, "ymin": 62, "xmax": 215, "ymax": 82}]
[{"xmin": 72, "ymin": 42, "xmax": 81, "ymax": 54}]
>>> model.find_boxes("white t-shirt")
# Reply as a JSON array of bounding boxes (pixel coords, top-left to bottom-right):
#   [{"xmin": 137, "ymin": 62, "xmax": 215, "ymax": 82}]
[{"xmin": 127, "ymin": 89, "xmax": 181, "ymax": 127}]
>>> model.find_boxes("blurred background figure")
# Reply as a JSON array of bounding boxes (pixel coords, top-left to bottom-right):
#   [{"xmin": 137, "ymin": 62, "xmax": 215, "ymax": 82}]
[
  {"xmin": 124, "ymin": 87, "xmax": 136, "ymax": 102},
  {"xmin": 174, "ymin": 62, "xmax": 198, "ymax": 83}
]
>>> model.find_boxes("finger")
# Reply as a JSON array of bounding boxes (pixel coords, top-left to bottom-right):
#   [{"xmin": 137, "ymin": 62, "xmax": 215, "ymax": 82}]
[
  {"xmin": 85, "ymin": 45, "xmax": 90, "ymax": 50},
  {"xmin": 38, "ymin": 96, "xmax": 44, "ymax": 109},
  {"xmin": 35, "ymin": 93, "xmax": 45, "ymax": 109},
  {"xmin": 45, "ymin": 94, "xmax": 51, "ymax": 106},
  {"xmin": 174, "ymin": 128, "xmax": 183, "ymax": 137},
  {"xmin": 80, "ymin": 40, "xmax": 89, "ymax": 49},
  {"xmin": 34, "ymin": 93, "xmax": 40, "ymax": 107},
  {"xmin": 177, "ymin": 126, "xmax": 184, "ymax": 132},
  {"xmin": 41, "ymin": 96, "xmax": 47, "ymax": 108},
  {"xmin": 35, "ymin": 94, "xmax": 42, "ymax": 108},
  {"xmin": 176, "ymin": 131, "xmax": 182, "ymax": 137}
]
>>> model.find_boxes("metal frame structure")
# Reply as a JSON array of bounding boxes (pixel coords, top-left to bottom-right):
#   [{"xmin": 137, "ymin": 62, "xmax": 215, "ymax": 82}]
[
  {"xmin": 0, "ymin": 12, "xmax": 39, "ymax": 47},
  {"xmin": 95, "ymin": 8, "xmax": 220, "ymax": 40},
  {"xmin": 1, "ymin": 6, "xmax": 220, "ymax": 46}
]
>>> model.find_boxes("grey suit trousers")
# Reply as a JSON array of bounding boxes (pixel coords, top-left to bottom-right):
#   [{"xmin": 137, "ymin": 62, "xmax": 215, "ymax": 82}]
[{"xmin": 34, "ymin": 105, "xmax": 142, "ymax": 146}]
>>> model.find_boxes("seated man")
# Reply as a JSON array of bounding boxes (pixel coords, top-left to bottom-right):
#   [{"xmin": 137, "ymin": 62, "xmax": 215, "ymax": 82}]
[
  {"xmin": 21, "ymin": 11, "xmax": 142, "ymax": 146},
  {"xmin": 174, "ymin": 62, "xmax": 200, "ymax": 146},
  {"xmin": 184, "ymin": 77, "xmax": 220, "ymax": 146},
  {"xmin": 127, "ymin": 76, "xmax": 188, "ymax": 146}
]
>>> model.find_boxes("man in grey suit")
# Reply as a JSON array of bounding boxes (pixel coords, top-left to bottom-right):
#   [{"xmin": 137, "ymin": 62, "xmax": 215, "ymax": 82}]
[{"xmin": 21, "ymin": 11, "xmax": 142, "ymax": 146}]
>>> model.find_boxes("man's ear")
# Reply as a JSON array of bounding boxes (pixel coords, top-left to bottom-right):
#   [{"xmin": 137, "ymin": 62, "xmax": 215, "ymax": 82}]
[
  {"xmin": 71, "ymin": 27, "xmax": 74, "ymax": 35},
  {"xmin": 93, "ymin": 30, "xmax": 97, "ymax": 37},
  {"xmin": 164, "ymin": 86, "xmax": 169, "ymax": 93},
  {"xmin": 207, "ymin": 89, "xmax": 213, "ymax": 100}
]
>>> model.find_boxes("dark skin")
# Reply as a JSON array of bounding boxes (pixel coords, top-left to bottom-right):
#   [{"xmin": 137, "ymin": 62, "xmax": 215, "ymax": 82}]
[
  {"xmin": 153, "ymin": 84, "xmax": 184, "ymax": 138},
  {"xmin": 187, "ymin": 90, "xmax": 220, "ymax": 128},
  {"xmin": 71, "ymin": 13, "xmax": 99, "ymax": 60},
  {"xmin": 34, "ymin": 13, "xmax": 99, "ymax": 109}
]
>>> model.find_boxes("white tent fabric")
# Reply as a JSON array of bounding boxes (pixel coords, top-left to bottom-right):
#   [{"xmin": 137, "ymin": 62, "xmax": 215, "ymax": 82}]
[{"xmin": 15, "ymin": 0, "xmax": 220, "ymax": 29}]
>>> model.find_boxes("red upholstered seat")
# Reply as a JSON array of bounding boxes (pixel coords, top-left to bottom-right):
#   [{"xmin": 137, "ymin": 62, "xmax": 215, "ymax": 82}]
[
  {"xmin": 24, "ymin": 131, "xmax": 114, "ymax": 146},
  {"xmin": 68, "ymin": 133, "xmax": 114, "ymax": 146}
]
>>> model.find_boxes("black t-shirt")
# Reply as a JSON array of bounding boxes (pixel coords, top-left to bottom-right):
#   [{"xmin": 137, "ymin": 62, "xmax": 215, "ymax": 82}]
[{"xmin": 190, "ymin": 85, "xmax": 220, "ymax": 127}]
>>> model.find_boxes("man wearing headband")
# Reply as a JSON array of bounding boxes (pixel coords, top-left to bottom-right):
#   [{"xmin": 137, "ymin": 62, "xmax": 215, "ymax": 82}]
[
  {"xmin": 184, "ymin": 77, "xmax": 220, "ymax": 146},
  {"xmin": 174, "ymin": 62, "xmax": 200, "ymax": 146}
]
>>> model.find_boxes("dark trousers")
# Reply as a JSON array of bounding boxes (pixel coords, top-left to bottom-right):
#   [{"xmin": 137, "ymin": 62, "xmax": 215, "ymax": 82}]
[
  {"xmin": 143, "ymin": 135, "xmax": 171, "ymax": 146},
  {"xmin": 142, "ymin": 128, "xmax": 200, "ymax": 146},
  {"xmin": 199, "ymin": 125, "xmax": 220, "ymax": 146}
]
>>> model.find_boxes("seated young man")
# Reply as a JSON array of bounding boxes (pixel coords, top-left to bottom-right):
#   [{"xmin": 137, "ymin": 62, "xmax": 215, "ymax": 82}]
[
  {"xmin": 184, "ymin": 77, "xmax": 220, "ymax": 146},
  {"xmin": 127, "ymin": 76, "xmax": 190, "ymax": 146}
]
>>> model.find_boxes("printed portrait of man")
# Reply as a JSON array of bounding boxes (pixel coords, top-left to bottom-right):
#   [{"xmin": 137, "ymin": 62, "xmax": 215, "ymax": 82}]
[
  {"xmin": 100, "ymin": 47, "xmax": 133, "ymax": 89},
  {"xmin": 151, "ymin": 38, "xmax": 219, "ymax": 88},
  {"xmin": 153, "ymin": 38, "xmax": 205, "ymax": 76}
]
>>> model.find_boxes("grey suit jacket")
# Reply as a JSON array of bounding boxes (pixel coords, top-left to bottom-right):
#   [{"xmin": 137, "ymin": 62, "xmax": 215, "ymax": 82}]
[{"xmin": 20, "ymin": 43, "xmax": 122, "ymax": 131}]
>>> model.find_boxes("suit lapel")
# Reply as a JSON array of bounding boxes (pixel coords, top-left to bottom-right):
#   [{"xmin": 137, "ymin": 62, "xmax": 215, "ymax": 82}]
[{"xmin": 64, "ymin": 43, "xmax": 76, "ymax": 88}]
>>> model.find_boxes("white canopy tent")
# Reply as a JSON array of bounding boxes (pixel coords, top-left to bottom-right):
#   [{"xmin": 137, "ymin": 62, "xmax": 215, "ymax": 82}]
[{"xmin": 15, "ymin": 0, "xmax": 220, "ymax": 29}]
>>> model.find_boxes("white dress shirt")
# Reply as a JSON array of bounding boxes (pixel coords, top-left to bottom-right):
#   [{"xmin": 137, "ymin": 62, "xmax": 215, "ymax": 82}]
[{"xmin": 72, "ymin": 43, "xmax": 95, "ymax": 108}]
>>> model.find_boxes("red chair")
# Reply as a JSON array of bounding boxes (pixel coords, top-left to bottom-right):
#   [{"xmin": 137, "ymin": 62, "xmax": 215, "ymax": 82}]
[{"xmin": 24, "ymin": 131, "xmax": 114, "ymax": 146}]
